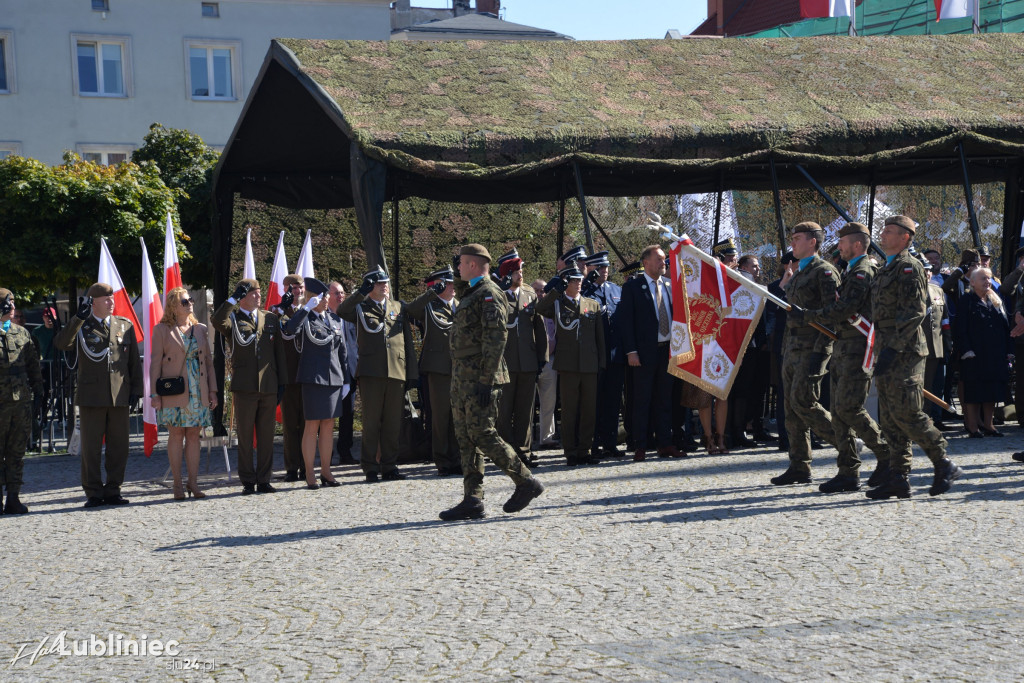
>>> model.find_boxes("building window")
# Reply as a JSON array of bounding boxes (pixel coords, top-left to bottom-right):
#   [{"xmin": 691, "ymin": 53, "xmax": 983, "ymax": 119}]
[
  {"xmin": 76, "ymin": 144, "xmax": 134, "ymax": 165},
  {"xmin": 201, "ymin": 3, "xmax": 219, "ymax": 18},
  {"xmin": 184, "ymin": 39, "xmax": 239, "ymax": 100},
  {"xmin": 0, "ymin": 30, "xmax": 15, "ymax": 94},
  {"xmin": 92, "ymin": 0, "xmax": 109, "ymax": 10},
  {"xmin": 0, "ymin": 142, "xmax": 22, "ymax": 159},
  {"xmin": 71, "ymin": 34, "xmax": 132, "ymax": 97}
]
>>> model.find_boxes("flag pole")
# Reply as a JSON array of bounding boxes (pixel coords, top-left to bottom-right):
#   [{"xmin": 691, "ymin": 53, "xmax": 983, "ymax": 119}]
[
  {"xmin": 849, "ymin": 0, "xmax": 857, "ymax": 36},
  {"xmin": 973, "ymin": 0, "xmax": 981, "ymax": 33}
]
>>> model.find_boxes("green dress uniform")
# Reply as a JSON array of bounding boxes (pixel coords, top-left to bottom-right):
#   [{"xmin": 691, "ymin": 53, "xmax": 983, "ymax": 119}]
[
  {"xmin": 536, "ymin": 289, "xmax": 606, "ymax": 463},
  {"xmin": 806, "ymin": 254, "xmax": 890, "ymax": 477},
  {"xmin": 405, "ymin": 289, "xmax": 460, "ymax": 472},
  {"xmin": 497, "ymin": 286, "xmax": 548, "ymax": 463},
  {"xmin": 54, "ymin": 315, "xmax": 143, "ymax": 500},
  {"xmin": 450, "ymin": 275, "xmax": 532, "ymax": 500},
  {"xmin": 211, "ymin": 302, "xmax": 287, "ymax": 486},
  {"xmin": 782, "ymin": 254, "xmax": 840, "ymax": 475},
  {"xmin": 337, "ymin": 293, "xmax": 417, "ymax": 477},
  {"xmin": 1, "ymin": 322, "xmax": 43, "ymax": 505},
  {"xmin": 277, "ymin": 303, "xmax": 306, "ymax": 476}
]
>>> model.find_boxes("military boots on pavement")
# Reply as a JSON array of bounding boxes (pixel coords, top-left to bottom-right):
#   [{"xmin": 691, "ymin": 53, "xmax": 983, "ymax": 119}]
[
  {"xmin": 865, "ymin": 470, "xmax": 911, "ymax": 500},
  {"xmin": 929, "ymin": 458, "xmax": 963, "ymax": 497},
  {"xmin": 503, "ymin": 477, "xmax": 545, "ymax": 513},
  {"xmin": 818, "ymin": 474, "xmax": 860, "ymax": 493},
  {"xmin": 4, "ymin": 488, "xmax": 28, "ymax": 514},
  {"xmin": 439, "ymin": 496, "xmax": 486, "ymax": 521}
]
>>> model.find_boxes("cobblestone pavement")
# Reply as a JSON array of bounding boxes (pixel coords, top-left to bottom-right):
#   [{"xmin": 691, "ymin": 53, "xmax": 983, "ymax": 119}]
[{"xmin": 3, "ymin": 425, "xmax": 1023, "ymax": 682}]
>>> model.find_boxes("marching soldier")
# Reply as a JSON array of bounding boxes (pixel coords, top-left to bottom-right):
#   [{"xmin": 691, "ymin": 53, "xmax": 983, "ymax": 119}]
[
  {"xmin": 537, "ymin": 264, "xmax": 606, "ymax": 466},
  {"xmin": 439, "ymin": 244, "xmax": 543, "ymax": 521},
  {"xmin": 0, "ymin": 289, "xmax": 43, "ymax": 514},
  {"xmin": 212, "ymin": 278, "xmax": 287, "ymax": 495},
  {"xmin": 867, "ymin": 216, "xmax": 962, "ymax": 499},
  {"xmin": 792, "ymin": 222, "xmax": 890, "ymax": 492},
  {"xmin": 54, "ymin": 283, "xmax": 143, "ymax": 507},
  {"xmin": 405, "ymin": 266, "xmax": 461, "ymax": 476},
  {"xmin": 338, "ymin": 267, "xmax": 417, "ymax": 483},
  {"xmin": 770, "ymin": 222, "xmax": 841, "ymax": 486},
  {"xmin": 274, "ymin": 274, "xmax": 306, "ymax": 481},
  {"xmin": 496, "ymin": 249, "xmax": 547, "ymax": 468},
  {"xmin": 582, "ymin": 251, "xmax": 625, "ymax": 458}
]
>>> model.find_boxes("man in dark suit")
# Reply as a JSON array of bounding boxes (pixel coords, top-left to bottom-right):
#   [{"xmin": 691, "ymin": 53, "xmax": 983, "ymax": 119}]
[
  {"xmin": 616, "ymin": 245, "xmax": 685, "ymax": 461},
  {"xmin": 274, "ymin": 274, "xmax": 305, "ymax": 481},
  {"xmin": 330, "ymin": 281, "xmax": 359, "ymax": 464},
  {"xmin": 212, "ymin": 278, "xmax": 287, "ymax": 495}
]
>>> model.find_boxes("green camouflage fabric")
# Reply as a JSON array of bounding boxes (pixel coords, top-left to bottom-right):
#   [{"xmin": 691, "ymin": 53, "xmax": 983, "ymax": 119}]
[
  {"xmin": 451, "ymin": 276, "xmax": 529, "ymax": 499},
  {"xmin": 871, "ymin": 248, "xmax": 946, "ymax": 473},
  {"xmin": 782, "ymin": 255, "xmax": 840, "ymax": 473},
  {"xmin": 1, "ymin": 324, "xmax": 43, "ymax": 491}
]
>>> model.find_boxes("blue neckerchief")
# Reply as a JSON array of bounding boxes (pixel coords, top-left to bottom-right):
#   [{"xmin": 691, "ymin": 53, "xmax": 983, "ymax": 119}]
[
  {"xmin": 798, "ymin": 256, "xmax": 814, "ymax": 271},
  {"xmin": 886, "ymin": 255, "xmax": 897, "ymax": 265},
  {"xmin": 1, "ymin": 320, "xmax": 9, "ymax": 332},
  {"xmin": 468, "ymin": 276, "xmax": 483, "ymax": 287},
  {"xmin": 848, "ymin": 255, "xmax": 865, "ymax": 269}
]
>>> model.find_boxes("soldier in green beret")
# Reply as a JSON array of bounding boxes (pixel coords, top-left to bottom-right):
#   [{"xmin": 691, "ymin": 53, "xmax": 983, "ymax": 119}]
[
  {"xmin": 866, "ymin": 216, "xmax": 963, "ymax": 499},
  {"xmin": 439, "ymin": 244, "xmax": 544, "ymax": 521},
  {"xmin": 0, "ymin": 288, "xmax": 43, "ymax": 514}
]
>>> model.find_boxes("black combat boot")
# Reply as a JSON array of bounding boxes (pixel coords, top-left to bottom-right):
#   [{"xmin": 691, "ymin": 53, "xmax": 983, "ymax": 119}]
[
  {"xmin": 4, "ymin": 490, "xmax": 28, "ymax": 514},
  {"xmin": 770, "ymin": 467, "xmax": 811, "ymax": 486},
  {"xmin": 866, "ymin": 460, "xmax": 890, "ymax": 488},
  {"xmin": 439, "ymin": 496, "xmax": 485, "ymax": 521},
  {"xmin": 502, "ymin": 477, "xmax": 545, "ymax": 513},
  {"xmin": 865, "ymin": 470, "xmax": 911, "ymax": 500},
  {"xmin": 929, "ymin": 458, "xmax": 963, "ymax": 496},
  {"xmin": 1012, "ymin": 452, "xmax": 1024, "ymax": 463},
  {"xmin": 818, "ymin": 474, "xmax": 860, "ymax": 493}
]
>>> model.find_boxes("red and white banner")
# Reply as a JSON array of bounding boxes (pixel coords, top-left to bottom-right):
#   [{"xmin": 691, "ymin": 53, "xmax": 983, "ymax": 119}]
[
  {"xmin": 163, "ymin": 212, "xmax": 182, "ymax": 303},
  {"xmin": 243, "ymin": 228, "xmax": 257, "ymax": 281},
  {"xmin": 98, "ymin": 239, "xmax": 143, "ymax": 343},
  {"xmin": 140, "ymin": 238, "xmax": 163, "ymax": 457},
  {"xmin": 296, "ymin": 229, "xmax": 315, "ymax": 279},
  {"xmin": 264, "ymin": 231, "xmax": 289, "ymax": 311},
  {"xmin": 667, "ymin": 235, "xmax": 766, "ymax": 400},
  {"xmin": 935, "ymin": 0, "xmax": 974, "ymax": 19},
  {"xmin": 800, "ymin": 0, "xmax": 853, "ymax": 18}
]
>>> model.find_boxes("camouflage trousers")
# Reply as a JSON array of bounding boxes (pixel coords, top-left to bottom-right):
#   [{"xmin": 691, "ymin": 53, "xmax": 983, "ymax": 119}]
[
  {"xmin": 782, "ymin": 336, "xmax": 835, "ymax": 474},
  {"xmin": 875, "ymin": 352, "xmax": 946, "ymax": 473},
  {"xmin": 451, "ymin": 378, "xmax": 531, "ymax": 499},
  {"xmin": 0, "ymin": 399, "xmax": 32, "ymax": 493},
  {"xmin": 830, "ymin": 338, "xmax": 889, "ymax": 476}
]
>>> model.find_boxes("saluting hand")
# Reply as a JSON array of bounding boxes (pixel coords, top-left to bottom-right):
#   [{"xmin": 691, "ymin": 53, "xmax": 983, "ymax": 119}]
[
  {"xmin": 279, "ymin": 291, "xmax": 294, "ymax": 310},
  {"xmin": 76, "ymin": 296, "xmax": 93, "ymax": 320}
]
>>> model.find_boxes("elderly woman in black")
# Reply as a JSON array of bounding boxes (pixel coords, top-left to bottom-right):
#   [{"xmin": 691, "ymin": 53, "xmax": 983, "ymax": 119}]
[
  {"xmin": 283, "ymin": 278, "xmax": 352, "ymax": 489},
  {"xmin": 954, "ymin": 267, "xmax": 1013, "ymax": 437}
]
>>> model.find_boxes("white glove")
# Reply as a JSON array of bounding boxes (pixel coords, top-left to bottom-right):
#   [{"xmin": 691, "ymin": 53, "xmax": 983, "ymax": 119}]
[
  {"xmin": 341, "ymin": 383, "xmax": 351, "ymax": 401},
  {"xmin": 961, "ymin": 350, "xmax": 976, "ymax": 360},
  {"xmin": 303, "ymin": 295, "xmax": 322, "ymax": 311}
]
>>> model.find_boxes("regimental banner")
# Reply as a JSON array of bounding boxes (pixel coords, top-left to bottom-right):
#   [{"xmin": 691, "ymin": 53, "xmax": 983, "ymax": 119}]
[{"xmin": 667, "ymin": 235, "xmax": 766, "ymax": 400}]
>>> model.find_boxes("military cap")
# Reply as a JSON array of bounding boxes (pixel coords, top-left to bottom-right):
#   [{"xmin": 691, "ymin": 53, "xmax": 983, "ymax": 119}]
[
  {"xmin": 0, "ymin": 288, "xmax": 11, "ymax": 302},
  {"xmin": 712, "ymin": 238, "xmax": 738, "ymax": 258},
  {"xmin": 498, "ymin": 257, "xmax": 523, "ymax": 279},
  {"xmin": 884, "ymin": 215, "xmax": 917, "ymax": 235},
  {"xmin": 362, "ymin": 267, "xmax": 390, "ymax": 284},
  {"xmin": 303, "ymin": 277, "xmax": 329, "ymax": 297},
  {"xmin": 791, "ymin": 221, "xmax": 823, "ymax": 235},
  {"xmin": 838, "ymin": 222, "xmax": 870, "ymax": 238},
  {"xmin": 916, "ymin": 253, "xmax": 932, "ymax": 271},
  {"xmin": 496, "ymin": 248, "xmax": 520, "ymax": 266},
  {"xmin": 283, "ymin": 273, "xmax": 303, "ymax": 287},
  {"xmin": 1014, "ymin": 245, "xmax": 1024, "ymax": 262},
  {"xmin": 559, "ymin": 245, "xmax": 587, "ymax": 265},
  {"xmin": 558, "ymin": 265, "xmax": 585, "ymax": 280},
  {"xmin": 425, "ymin": 266, "xmax": 454, "ymax": 283},
  {"xmin": 979, "ymin": 244, "xmax": 992, "ymax": 257},
  {"xmin": 619, "ymin": 261, "xmax": 643, "ymax": 277},
  {"xmin": 583, "ymin": 251, "xmax": 610, "ymax": 267},
  {"xmin": 959, "ymin": 248, "xmax": 979, "ymax": 265},
  {"xmin": 87, "ymin": 282, "xmax": 115, "ymax": 297},
  {"xmin": 460, "ymin": 243, "xmax": 492, "ymax": 262}
]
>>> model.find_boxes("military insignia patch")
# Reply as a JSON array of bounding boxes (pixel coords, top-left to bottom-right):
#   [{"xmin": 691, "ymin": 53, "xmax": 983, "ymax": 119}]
[
  {"xmin": 484, "ymin": 295, "xmax": 493, "ymax": 303},
  {"xmin": 903, "ymin": 267, "xmax": 914, "ymax": 273},
  {"xmin": 855, "ymin": 273, "xmax": 865, "ymax": 279}
]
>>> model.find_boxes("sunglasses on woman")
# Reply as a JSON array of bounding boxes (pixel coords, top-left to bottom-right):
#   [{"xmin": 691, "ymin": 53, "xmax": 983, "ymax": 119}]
[{"xmin": 180, "ymin": 298, "xmax": 194, "ymax": 306}]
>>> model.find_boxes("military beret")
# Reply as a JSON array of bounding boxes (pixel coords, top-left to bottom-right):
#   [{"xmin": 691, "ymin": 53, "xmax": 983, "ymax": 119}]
[
  {"xmin": 362, "ymin": 267, "xmax": 390, "ymax": 284},
  {"xmin": 619, "ymin": 261, "xmax": 643, "ymax": 277},
  {"xmin": 712, "ymin": 238, "xmax": 738, "ymax": 257},
  {"xmin": 496, "ymin": 248, "xmax": 520, "ymax": 266},
  {"xmin": 583, "ymin": 251, "xmax": 610, "ymax": 267},
  {"xmin": 87, "ymin": 282, "xmax": 115, "ymax": 297},
  {"xmin": 838, "ymin": 222, "xmax": 870, "ymax": 238},
  {"xmin": 959, "ymin": 249, "xmax": 979, "ymax": 265},
  {"xmin": 0, "ymin": 288, "xmax": 11, "ymax": 301},
  {"xmin": 460, "ymin": 243, "xmax": 492, "ymax": 262},
  {"xmin": 1014, "ymin": 246, "xmax": 1024, "ymax": 262},
  {"xmin": 498, "ymin": 258, "xmax": 523, "ymax": 279},
  {"xmin": 425, "ymin": 266, "xmax": 454, "ymax": 283},
  {"xmin": 558, "ymin": 265, "xmax": 584, "ymax": 280},
  {"xmin": 559, "ymin": 245, "xmax": 587, "ymax": 265},
  {"xmin": 884, "ymin": 215, "xmax": 917, "ymax": 235},
  {"xmin": 283, "ymin": 273, "xmax": 303, "ymax": 287},
  {"xmin": 791, "ymin": 221, "xmax": 823, "ymax": 235},
  {"xmin": 303, "ymin": 277, "xmax": 329, "ymax": 297}
]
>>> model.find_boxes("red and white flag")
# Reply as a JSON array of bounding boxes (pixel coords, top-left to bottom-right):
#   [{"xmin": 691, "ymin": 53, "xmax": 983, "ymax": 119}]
[
  {"xmin": 667, "ymin": 235, "xmax": 766, "ymax": 400},
  {"xmin": 935, "ymin": 0, "xmax": 975, "ymax": 19},
  {"xmin": 140, "ymin": 238, "xmax": 163, "ymax": 457},
  {"xmin": 296, "ymin": 229, "xmax": 315, "ymax": 279},
  {"xmin": 264, "ymin": 231, "xmax": 289, "ymax": 311},
  {"xmin": 243, "ymin": 228, "xmax": 257, "ymax": 281},
  {"xmin": 163, "ymin": 212, "xmax": 182, "ymax": 303},
  {"xmin": 98, "ymin": 239, "xmax": 143, "ymax": 342},
  {"xmin": 800, "ymin": 0, "xmax": 853, "ymax": 17}
]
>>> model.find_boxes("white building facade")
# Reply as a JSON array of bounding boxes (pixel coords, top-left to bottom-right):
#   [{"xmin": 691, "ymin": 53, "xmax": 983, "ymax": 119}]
[{"xmin": 0, "ymin": 0, "xmax": 391, "ymax": 164}]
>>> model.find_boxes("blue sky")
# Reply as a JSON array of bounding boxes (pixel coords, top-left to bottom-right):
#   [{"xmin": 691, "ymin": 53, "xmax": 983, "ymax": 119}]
[{"xmin": 414, "ymin": 1, "xmax": 711, "ymax": 40}]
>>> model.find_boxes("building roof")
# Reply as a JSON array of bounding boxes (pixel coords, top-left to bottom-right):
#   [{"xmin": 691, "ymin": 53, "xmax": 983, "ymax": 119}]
[
  {"xmin": 391, "ymin": 12, "xmax": 572, "ymax": 40},
  {"xmin": 690, "ymin": 0, "xmax": 804, "ymax": 36}
]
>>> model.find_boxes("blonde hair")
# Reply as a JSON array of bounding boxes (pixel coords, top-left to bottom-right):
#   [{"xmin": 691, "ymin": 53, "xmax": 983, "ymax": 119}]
[
  {"xmin": 970, "ymin": 267, "xmax": 1003, "ymax": 309},
  {"xmin": 160, "ymin": 286, "xmax": 199, "ymax": 326}
]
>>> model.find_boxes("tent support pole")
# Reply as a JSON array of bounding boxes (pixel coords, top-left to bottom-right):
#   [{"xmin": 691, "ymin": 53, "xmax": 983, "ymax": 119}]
[
  {"xmin": 713, "ymin": 175, "xmax": 724, "ymax": 245},
  {"xmin": 958, "ymin": 143, "xmax": 983, "ymax": 249},
  {"xmin": 1000, "ymin": 163, "xmax": 1024, "ymax": 279},
  {"xmin": 572, "ymin": 161, "xmax": 596, "ymax": 253},
  {"xmin": 867, "ymin": 181, "xmax": 877, "ymax": 231},
  {"xmin": 392, "ymin": 192, "xmax": 400, "ymax": 301},
  {"xmin": 557, "ymin": 198, "xmax": 566, "ymax": 256},
  {"xmin": 769, "ymin": 157, "xmax": 787, "ymax": 255},
  {"xmin": 796, "ymin": 164, "xmax": 886, "ymax": 260},
  {"xmin": 586, "ymin": 210, "xmax": 629, "ymax": 267},
  {"xmin": 211, "ymin": 183, "xmax": 234, "ymax": 436}
]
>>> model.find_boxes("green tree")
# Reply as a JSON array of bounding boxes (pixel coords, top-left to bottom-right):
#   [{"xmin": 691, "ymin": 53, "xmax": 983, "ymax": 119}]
[
  {"xmin": 0, "ymin": 153, "xmax": 179, "ymax": 299},
  {"xmin": 132, "ymin": 123, "xmax": 220, "ymax": 287}
]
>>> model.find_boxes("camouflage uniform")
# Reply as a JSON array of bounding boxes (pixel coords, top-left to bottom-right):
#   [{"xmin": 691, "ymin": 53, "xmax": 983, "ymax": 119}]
[
  {"xmin": 783, "ymin": 254, "xmax": 840, "ymax": 474},
  {"xmin": 1, "ymin": 323, "xmax": 43, "ymax": 499},
  {"xmin": 870, "ymin": 247, "xmax": 947, "ymax": 473},
  {"xmin": 451, "ymin": 275, "xmax": 532, "ymax": 500},
  {"xmin": 806, "ymin": 255, "xmax": 890, "ymax": 476}
]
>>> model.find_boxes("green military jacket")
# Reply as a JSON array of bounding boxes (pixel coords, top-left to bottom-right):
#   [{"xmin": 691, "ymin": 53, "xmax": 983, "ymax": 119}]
[
  {"xmin": 0, "ymin": 324, "xmax": 43, "ymax": 403},
  {"xmin": 276, "ymin": 304, "xmax": 303, "ymax": 384},
  {"xmin": 502, "ymin": 286, "xmax": 548, "ymax": 374},
  {"xmin": 807, "ymin": 255, "xmax": 876, "ymax": 341},
  {"xmin": 54, "ymin": 315, "xmax": 143, "ymax": 407},
  {"xmin": 536, "ymin": 290, "xmax": 606, "ymax": 374},
  {"xmin": 405, "ymin": 289, "xmax": 457, "ymax": 376},
  {"xmin": 211, "ymin": 302, "xmax": 287, "ymax": 393},
  {"xmin": 870, "ymin": 247, "xmax": 928, "ymax": 356},
  {"xmin": 337, "ymin": 293, "xmax": 417, "ymax": 381},
  {"xmin": 451, "ymin": 276, "xmax": 510, "ymax": 385},
  {"xmin": 784, "ymin": 254, "xmax": 840, "ymax": 354}
]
